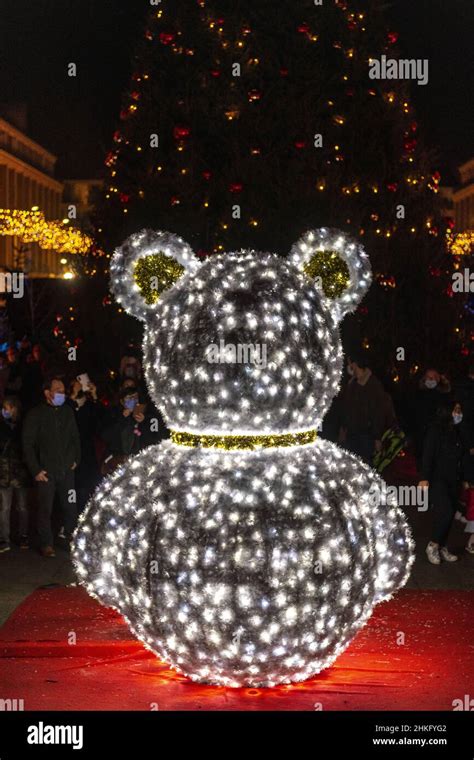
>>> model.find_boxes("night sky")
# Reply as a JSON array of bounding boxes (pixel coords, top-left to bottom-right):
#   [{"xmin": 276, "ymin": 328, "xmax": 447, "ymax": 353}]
[{"xmin": 0, "ymin": 0, "xmax": 472, "ymax": 182}]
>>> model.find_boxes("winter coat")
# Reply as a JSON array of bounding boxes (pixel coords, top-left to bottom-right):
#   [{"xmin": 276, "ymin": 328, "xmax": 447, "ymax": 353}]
[
  {"xmin": 100, "ymin": 406, "xmax": 160, "ymax": 458},
  {"xmin": 341, "ymin": 373, "xmax": 387, "ymax": 441},
  {"xmin": 421, "ymin": 421, "xmax": 471, "ymax": 483},
  {"xmin": 67, "ymin": 397, "xmax": 104, "ymax": 473},
  {"xmin": 22, "ymin": 402, "xmax": 81, "ymax": 479},
  {"xmin": 414, "ymin": 386, "xmax": 451, "ymax": 449},
  {"xmin": 0, "ymin": 418, "xmax": 31, "ymax": 488}
]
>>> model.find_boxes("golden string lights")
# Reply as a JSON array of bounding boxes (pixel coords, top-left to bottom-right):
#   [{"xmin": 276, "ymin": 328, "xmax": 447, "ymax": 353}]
[
  {"xmin": 447, "ymin": 229, "xmax": 474, "ymax": 257},
  {"xmin": 0, "ymin": 208, "xmax": 92, "ymax": 255}
]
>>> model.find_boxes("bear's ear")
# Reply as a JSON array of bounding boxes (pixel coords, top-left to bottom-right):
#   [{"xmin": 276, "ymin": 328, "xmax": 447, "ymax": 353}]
[
  {"xmin": 290, "ymin": 228, "xmax": 371, "ymax": 323},
  {"xmin": 110, "ymin": 229, "xmax": 201, "ymax": 321}
]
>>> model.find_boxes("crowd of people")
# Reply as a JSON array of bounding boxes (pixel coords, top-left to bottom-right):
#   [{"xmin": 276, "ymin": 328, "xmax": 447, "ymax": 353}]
[
  {"xmin": 336, "ymin": 355, "xmax": 474, "ymax": 565},
  {"xmin": 0, "ymin": 341, "xmax": 168, "ymax": 557},
  {"xmin": 0, "ymin": 338, "xmax": 473, "ymax": 568}
]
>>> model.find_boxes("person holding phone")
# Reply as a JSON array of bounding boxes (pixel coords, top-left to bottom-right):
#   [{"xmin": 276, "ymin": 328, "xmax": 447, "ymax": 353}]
[
  {"xmin": 67, "ymin": 376, "xmax": 103, "ymax": 513},
  {"xmin": 100, "ymin": 387, "xmax": 157, "ymax": 474}
]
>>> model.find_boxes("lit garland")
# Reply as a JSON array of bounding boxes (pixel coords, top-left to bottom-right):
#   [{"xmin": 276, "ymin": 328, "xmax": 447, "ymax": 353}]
[
  {"xmin": 170, "ymin": 429, "xmax": 318, "ymax": 450},
  {"xmin": 73, "ymin": 227, "xmax": 414, "ymax": 688},
  {"xmin": 0, "ymin": 208, "xmax": 92, "ymax": 254},
  {"xmin": 447, "ymin": 229, "xmax": 474, "ymax": 257}
]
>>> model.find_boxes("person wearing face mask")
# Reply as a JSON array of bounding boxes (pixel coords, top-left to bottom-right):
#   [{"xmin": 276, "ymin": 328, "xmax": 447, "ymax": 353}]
[
  {"xmin": 0, "ymin": 397, "xmax": 31, "ymax": 552},
  {"xmin": 414, "ymin": 368, "xmax": 451, "ymax": 468},
  {"xmin": 100, "ymin": 387, "xmax": 159, "ymax": 475},
  {"xmin": 119, "ymin": 347, "xmax": 142, "ymax": 385},
  {"xmin": 22, "ymin": 377, "xmax": 81, "ymax": 557},
  {"xmin": 419, "ymin": 400, "xmax": 472, "ymax": 565}
]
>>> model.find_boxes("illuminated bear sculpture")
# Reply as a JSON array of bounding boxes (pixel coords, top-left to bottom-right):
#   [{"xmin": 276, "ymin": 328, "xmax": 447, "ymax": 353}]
[{"xmin": 73, "ymin": 227, "xmax": 414, "ymax": 687}]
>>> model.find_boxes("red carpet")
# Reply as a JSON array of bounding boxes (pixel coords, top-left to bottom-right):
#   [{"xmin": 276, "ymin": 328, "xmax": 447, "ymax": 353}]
[{"xmin": 0, "ymin": 586, "xmax": 472, "ymax": 711}]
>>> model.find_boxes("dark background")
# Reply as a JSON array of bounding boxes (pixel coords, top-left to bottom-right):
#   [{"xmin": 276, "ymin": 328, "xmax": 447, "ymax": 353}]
[{"xmin": 0, "ymin": 0, "xmax": 472, "ymax": 182}]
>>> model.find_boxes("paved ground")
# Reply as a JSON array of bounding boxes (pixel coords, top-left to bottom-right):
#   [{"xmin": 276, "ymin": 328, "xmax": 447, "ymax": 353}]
[{"xmin": 1, "ymin": 503, "xmax": 473, "ymax": 627}]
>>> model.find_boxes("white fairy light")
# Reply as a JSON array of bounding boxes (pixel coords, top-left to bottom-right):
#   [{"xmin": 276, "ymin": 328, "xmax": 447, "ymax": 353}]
[{"xmin": 72, "ymin": 227, "xmax": 414, "ymax": 688}]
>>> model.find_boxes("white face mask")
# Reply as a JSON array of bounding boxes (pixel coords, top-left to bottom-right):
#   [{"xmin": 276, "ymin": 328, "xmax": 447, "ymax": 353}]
[
  {"xmin": 425, "ymin": 379, "xmax": 438, "ymax": 389},
  {"xmin": 453, "ymin": 412, "xmax": 463, "ymax": 425}
]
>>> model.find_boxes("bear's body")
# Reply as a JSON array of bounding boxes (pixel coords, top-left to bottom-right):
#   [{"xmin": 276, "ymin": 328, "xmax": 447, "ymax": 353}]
[
  {"xmin": 73, "ymin": 227, "xmax": 414, "ymax": 687},
  {"xmin": 74, "ymin": 439, "xmax": 411, "ymax": 687}
]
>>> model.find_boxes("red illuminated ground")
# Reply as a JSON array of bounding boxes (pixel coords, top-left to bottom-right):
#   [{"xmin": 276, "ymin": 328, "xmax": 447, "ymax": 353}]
[{"xmin": 0, "ymin": 586, "xmax": 472, "ymax": 710}]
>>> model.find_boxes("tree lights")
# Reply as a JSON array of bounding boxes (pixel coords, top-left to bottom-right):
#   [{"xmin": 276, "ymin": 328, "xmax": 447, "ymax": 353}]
[
  {"xmin": 72, "ymin": 227, "xmax": 414, "ymax": 687},
  {"xmin": 94, "ymin": 0, "xmax": 459, "ymax": 370}
]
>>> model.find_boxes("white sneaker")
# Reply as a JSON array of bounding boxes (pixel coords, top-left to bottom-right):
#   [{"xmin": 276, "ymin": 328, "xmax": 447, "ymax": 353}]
[
  {"xmin": 440, "ymin": 547, "xmax": 458, "ymax": 562},
  {"xmin": 58, "ymin": 527, "xmax": 65, "ymax": 539},
  {"xmin": 455, "ymin": 510, "xmax": 467, "ymax": 524},
  {"xmin": 426, "ymin": 542, "xmax": 441, "ymax": 565},
  {"xmin": 465, "ymin": 543, "xmax": 474, "ymax": 555}
]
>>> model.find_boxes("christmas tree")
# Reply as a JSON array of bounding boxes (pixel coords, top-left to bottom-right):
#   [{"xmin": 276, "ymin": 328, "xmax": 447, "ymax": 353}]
[{"xmin": 97, "ymin": 0, "xmax": 456, "ymax": 377}]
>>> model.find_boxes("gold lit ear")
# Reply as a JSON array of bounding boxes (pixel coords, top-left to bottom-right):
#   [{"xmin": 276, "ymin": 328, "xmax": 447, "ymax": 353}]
[
  {"xmin": 303, "ymin": 250, "xmax": 350, "ymax": 299},
  {"xmin": 133, "ymin": 252, "xmax": 186, "ymax": 305}
]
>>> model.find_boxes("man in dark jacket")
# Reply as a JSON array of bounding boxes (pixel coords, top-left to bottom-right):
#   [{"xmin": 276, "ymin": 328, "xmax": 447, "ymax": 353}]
[
  {"xmin": 23, "ymin": 377, "xmax": 81, "ymax": 557},
  {"xmin": 339, "ymin": 353, "xmax": 387, "ymax": 464}
]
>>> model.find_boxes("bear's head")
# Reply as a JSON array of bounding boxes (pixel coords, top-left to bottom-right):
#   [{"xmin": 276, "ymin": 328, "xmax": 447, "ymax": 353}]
[{"xmin": 110, "ymin": 228, "xmax": 371, "ymax": 435}]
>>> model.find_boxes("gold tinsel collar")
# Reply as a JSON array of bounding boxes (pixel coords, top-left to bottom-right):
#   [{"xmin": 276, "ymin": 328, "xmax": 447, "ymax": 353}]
[{"xmin": 170, "ymin": 429, "xmax": 318, "ymax": 451}]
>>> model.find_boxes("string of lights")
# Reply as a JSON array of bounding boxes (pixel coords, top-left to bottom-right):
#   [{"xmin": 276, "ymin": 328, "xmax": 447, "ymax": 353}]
[{"xmin": 0, "ymin": 208, "xmax": 92, "ymax": 255}]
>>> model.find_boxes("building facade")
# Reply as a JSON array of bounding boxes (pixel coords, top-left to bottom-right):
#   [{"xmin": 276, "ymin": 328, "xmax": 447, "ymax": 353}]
[{"xmin": 0, "ymin": 116, "xmax": 64, "ymax": 277}]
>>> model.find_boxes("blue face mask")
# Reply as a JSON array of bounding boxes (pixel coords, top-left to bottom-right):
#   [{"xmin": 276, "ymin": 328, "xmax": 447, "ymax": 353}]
[
  {"xmin": 2, "ymin": 408, "xmax": 12, "ymax": 420},
  {"xmin": 124, "ymin": 397, "xmax": 138, "ymax": 411},
  {"xmin": 52, "ymin": 392, "xmax": 66, "ymax": 407},
  {"xmin": 453, "ymin": 412, "xmax": 463, "ymax": 425}
]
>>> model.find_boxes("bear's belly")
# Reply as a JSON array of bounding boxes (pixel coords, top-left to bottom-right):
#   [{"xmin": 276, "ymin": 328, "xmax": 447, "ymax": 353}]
[{"xmin": 72, "ymin": 439, "xmax": 413, "ymax": 687}]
